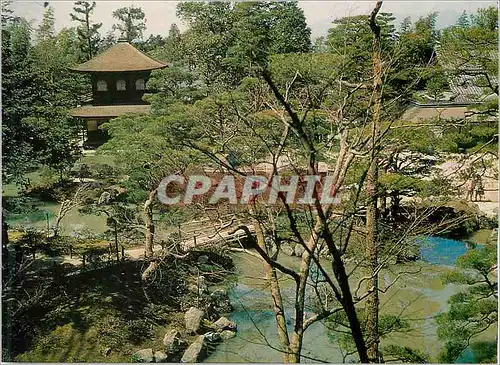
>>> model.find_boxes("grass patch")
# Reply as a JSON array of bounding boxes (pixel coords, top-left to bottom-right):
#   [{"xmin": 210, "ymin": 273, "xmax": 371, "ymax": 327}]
[
  {"xmin": 470, "ymin": 229, "xmax": 494, "ymax": 246},
  {"xmin": 16, "ymin": 323, "xmax": 129, "ymax": 363},
  {"xmin": 79, "ymin": 154, "xmax": 116, "ymax": 167}
]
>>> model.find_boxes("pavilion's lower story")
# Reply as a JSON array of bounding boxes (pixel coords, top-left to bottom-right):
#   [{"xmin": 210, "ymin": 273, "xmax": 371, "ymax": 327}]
[{"xmin": 70, "ymin": 104, "xmax": 151, "ymax": 148}]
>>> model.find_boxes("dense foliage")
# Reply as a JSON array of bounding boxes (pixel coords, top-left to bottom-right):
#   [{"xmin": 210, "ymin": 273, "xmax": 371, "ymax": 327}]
[
  {"xmin": 437, "ymin": 245, "xmax": 497, "ymax": 363},
  {"xmin": 2, "ymin": 8, "xmax": 89, "ymax": 184}
]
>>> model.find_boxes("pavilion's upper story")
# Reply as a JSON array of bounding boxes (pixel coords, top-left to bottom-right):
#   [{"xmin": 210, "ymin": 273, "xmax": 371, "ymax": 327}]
[{"xmin": 69, "ymin": 40, "xmax": 167, "ymax": 107}]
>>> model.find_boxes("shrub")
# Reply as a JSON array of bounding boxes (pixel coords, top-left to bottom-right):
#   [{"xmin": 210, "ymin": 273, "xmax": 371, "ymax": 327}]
[
  {"xmin": 126, "ymin": 319, "xmax": 153, "ymax": 344},
  {"xmin": 95, "ymin": 316, "xmax": 128, "ymax": 350}
]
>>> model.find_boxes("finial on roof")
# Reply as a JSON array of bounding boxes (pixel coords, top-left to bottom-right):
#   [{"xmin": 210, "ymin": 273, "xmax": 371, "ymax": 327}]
[{"xmin": 117, "ymin": 30, "xmax": 128, "ymax": 43}]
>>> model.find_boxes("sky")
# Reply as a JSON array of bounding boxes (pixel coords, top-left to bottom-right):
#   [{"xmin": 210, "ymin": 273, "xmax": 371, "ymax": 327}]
[{"xmin": 10, "ymin": 1, "xmax": 498, "ymax": 40}]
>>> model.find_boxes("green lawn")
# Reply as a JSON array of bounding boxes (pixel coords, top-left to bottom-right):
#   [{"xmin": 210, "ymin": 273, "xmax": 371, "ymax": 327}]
[{"xmin": 79, "ymin": 153, "xmax": 116, "ymax": 168}]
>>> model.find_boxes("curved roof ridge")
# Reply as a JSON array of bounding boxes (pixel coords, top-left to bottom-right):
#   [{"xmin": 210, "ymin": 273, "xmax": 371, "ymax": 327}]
[{"xmin": 69, "ymin": 42, "xmax": 168, "ymax": 73}]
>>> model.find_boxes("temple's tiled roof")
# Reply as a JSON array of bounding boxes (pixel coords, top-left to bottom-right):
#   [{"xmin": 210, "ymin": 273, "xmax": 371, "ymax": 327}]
[
  {"xmin": 69, "ymin": 41, "xmax": 167, "ymax": 73},
  {"xmin": 70, "ymin": 104, "xmax": 150, "ymax": 118}
]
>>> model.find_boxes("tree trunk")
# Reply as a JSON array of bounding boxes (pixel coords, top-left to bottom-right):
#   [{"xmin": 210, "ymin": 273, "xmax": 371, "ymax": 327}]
[
  {"xmin": 253, "ymin": 215, "xmax": 291, "ymax": 362},
  {"xmin": 2, "ymin": 217, "xmax": 9, "ymax": 250},
  {"xmin": 289, "ymin": 228, "xmax": 321, "ymax": 363},
  {"xmin": 365, "ymin": 1, "xmax": 383, "ymax": 362},
  {"xmin": 114, "ymin": 220, "xmax": 119, "ymax": 262},
  {"xmin": 143, "ymin": 189, "xmax": 157, "ymax": 258},
  {"xmin": 389, "ymin": 190, "xmax": 400, "ymax": 224},
  {"xmin": 332, "ymin": 251, "xmax": 370, "ymax": 363},
  {"xmin": 380, "ymin": 188, "xmax": 387, "ymax": 218},
  {"xmin": 53, "ymin": 198, "xmax": 75, "ymax": 238},
  {"xmin": 365, "ymin": 159, "xmax": 380, "ymax": 363},
  {"xmin": 86, "ymin": 12, "xmax": 92, "ymax": 59},
  {"xmin": 261, "ymin": 36, "xmax": 374, "ymax": 363}
]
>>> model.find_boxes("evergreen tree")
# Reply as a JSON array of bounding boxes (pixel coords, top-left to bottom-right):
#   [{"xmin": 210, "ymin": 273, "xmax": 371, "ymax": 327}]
[
  {"xmin": 37, "ymin": 6, "xmax": 55, "ymax": 41},
  {"xmin": 99, "ymin": 30, "xmax": 116, "ymax": 51},
  {"xmin": 312, "ymin": 36, "xmax": 326, "ymax": 53},
  {"xmin": 268, "ymin": 2, "xmax": 311, "ymax": 54},
  {"xmin": 2, "ymin": 10, "xmax": 88, "ymax": 184},
  {"xmin": 1, "ymin": 0, "xmax": 16, "ymax": 26},
  {"xmin": 457, "ymin": 10, "xmax": 470, "ymax": 28},
  {"xmin": 164, "ymin": 23, "xmax": 183, "ymax": 61},
  {"xmin": 326, "ymin": 12, "xmax": 396, "ymax": 80},
  {"xmin": 437, "ymin": 246, "xmax": 497, "ymax": 363},
  {"xmin": 70, "ymin": 1, "xmax": 102, "ymax": 61},
  {"xmin": 112, "ymin": 6, "xmax": 146, "ymax": 43},
  {"xmin": 399, "ymin": 16, "xmax": 412, "ymax": 35},
  {"xmin": 138, "ymin": 34, "xmax": 165, "ymax": 53}
]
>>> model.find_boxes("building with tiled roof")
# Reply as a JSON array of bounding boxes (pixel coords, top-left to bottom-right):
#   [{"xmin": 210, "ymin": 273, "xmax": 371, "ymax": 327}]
[
  {"xmin": 69, "ymin": 40, "xmax": 167, "ymax": 146},
  {"xmin": 421, "ymin": 47, "xmax": 496, "ymax": 102},
  {"xmin": 404, "ymin": 47, "xmax": 497, "ymax": 122}
]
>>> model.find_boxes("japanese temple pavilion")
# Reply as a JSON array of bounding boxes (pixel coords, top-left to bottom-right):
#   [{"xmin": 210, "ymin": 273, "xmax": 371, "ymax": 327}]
[{"xmin": 69, "ymin": 39, "xmax": 167, "ymax": 146}]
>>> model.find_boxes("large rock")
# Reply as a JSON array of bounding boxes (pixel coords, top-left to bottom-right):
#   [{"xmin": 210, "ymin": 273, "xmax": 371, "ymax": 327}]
[
  {"xmin": 180, "ymin": 336, "xmax": 206, "ymax": 363},
  {"xmin": 163, "ymin": 329, "xmax": 187, "ymax": 355},
  {"xmin": 211, "ymin": 316, "xmax": 237, "ymax": 332},
  {"xmin": 294, "ymin": 244, "xmax": 305, "ymax": 257},
  {"xmin": 98, "ymin": 191, "xmax": 111, "ymax": 205},
  {"xmin": 203, "ymin": 331, "xmax": 221, "ymax": 344},
  {"xmin": 154, "ymin": 351, "xmax": 168, "ymax": 363},
  {"xmin": 197, "ymin": 255, "xmax": 209, "ymax": 264},
  {"xmin": 281, "ymin": 243, "xmax": 294, "ymax": 256},
  {"xmin": 220, "ymin": 330, "xmax": 236, "ymax": 340},
  {"xmin": 201, "ymin": 332, "xmax": 221, "ymax": 356},
  {"xmin": 267, "ymin": 244, "xmax": 278, "ymax": 258},
  {"xmin": 210, "ymin": 289, "xmax": 233, "ymax": 313},
  {"xmin": 185, "ymin": 307, "xmax": 205, "ymax": 334},
  {"xmin": 133, "ymin": 348, "xmax": 154, "ymax": 363}
]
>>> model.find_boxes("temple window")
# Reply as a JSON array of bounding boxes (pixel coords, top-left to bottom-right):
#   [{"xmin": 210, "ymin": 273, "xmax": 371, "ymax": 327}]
[
  {"xmin": 135, "ymin": 79, "xmax": 146, "ymax": 90},
  {"xmin": 96, "ymin": 80, "xmax": 107, "ymax": 91},
  {"xmin": 116, "ymin": 79, "xmax": 127, "ymax": 91}
]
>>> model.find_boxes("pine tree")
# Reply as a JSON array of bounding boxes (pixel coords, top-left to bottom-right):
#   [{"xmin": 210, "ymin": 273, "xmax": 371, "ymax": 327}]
[
  {"xmin": 112, "ymin": 6, "xmax": 146, "ymax": 43},
  {"xmin": 37, "ymin": 6, "xmax": 55, "ymax": 42},
  {"xmin": 457, "ymin": 11, "xmax": 470, "ymax": 28},
  {"xmin": 70, "ymin": 1, "xmax": 102, "ymax": 61}
]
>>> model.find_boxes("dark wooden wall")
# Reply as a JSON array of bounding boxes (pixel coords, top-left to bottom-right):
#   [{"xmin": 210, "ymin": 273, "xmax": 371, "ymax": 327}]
[{"xmin": 90, "ymin": 71, "xmax": 152, "ymax": 105}]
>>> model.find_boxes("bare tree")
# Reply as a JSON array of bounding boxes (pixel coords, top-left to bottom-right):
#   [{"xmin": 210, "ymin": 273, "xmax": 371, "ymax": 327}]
[{"xmin": 52, "ymin": 183, "xmax": 91, "ymax": 237}]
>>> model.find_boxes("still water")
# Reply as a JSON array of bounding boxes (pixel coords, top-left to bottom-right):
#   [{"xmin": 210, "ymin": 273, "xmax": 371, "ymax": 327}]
[
  {"xmin": 419, "ymin": 236, "xmax": 470, "ymax": 266},
  {"xmin": 206, "ymin": 236, "xmax": 487, "ymax": 363}
]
